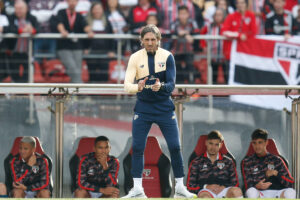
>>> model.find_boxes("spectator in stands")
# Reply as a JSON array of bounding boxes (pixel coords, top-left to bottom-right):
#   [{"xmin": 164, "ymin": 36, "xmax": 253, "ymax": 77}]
[
  {"xmin": 156, "ymin": 0, "xmax": 204, "ymax": 30},
  {"xmin": 200, "ymin": 8, "xmax": 227, "ymax": 84},
  {"xmin": 205, "ymin": 0, "xmax": 234, "ymax": 24},
  {"xmin": 0, "ymin": 183, "xmax": 8, "ymax": 197},
  {"xmin": 171, "ymin": 5, "xmax": 200, "ymax": 84},
  {"xmin": 106, "ymin": 0, "xmax": 128, "ymax": 54},
  {"xmin": 187, "ymin": 130, "xmax": 243, "ymax": 198},
  {"xmin": 248, "ymin": 0, "xmax": 265, "ymax": 34},
  {"xmin": 128, "ymin": 0, "xmax": 160, "ymax": 52},
  {"xmin": 262, "ymin": 0, "xmax": 274, "ymax": 20},
  {"xmin": 8, "ymin": 0, "xmax": 39, "ymax": 83},
  {"xmin": 2, "ymin": 0, "xmax": 30, "ymax": 16},
  {"xmin": 242, "ymin": 129, "xmax": 296, "ymax": 199},
  {"xmin": 221, "ymin": 0, "xmax": 256, "ymax": 83},
  {"xmin": 75, "ymin": 136, "xmax": 120, "ymax": 198},
  {"xmin": 265, "ymin": 0, "xmax": 293, "ymax": 38},
  {"xmin": 52, "ymin": 0, "xmax": 91, "ymax": 17},
  {"xmin": 0, "ymin": 3, "xmax": 11, "ymax": 81},
  {"xmin": 106, "ymin": 0, "xmax": 128, "ymax": 34},
  {"xmin": 128, "ymin": 0, "xmax": 159, "ymax": 34},
  {"xmin": 10, "ymin": 136, "xmax": 50, "ymax": 198},
  {"xmin": 292, "ymin": 6, "xmax": 300, "ymax": 34},
  {"xmin": 85, "ymin": 2, "xmax": 115, "ymax": 82},
  {"xmin": 28, "ymin": 0, "xmax": 59, "ymax": 56},
  {"xmin": 55, "ymin": 0, "xmax": 94, "ymax": 83}
]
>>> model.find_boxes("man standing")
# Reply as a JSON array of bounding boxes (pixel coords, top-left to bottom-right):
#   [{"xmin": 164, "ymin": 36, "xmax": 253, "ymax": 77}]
[
  {"xmin": 55, "ymin": 0, "xmax": 94, "ymax": 83},
  {"xmin": 123, "ymin": 24, "xmax": 196, "ymax": 198},
  {"xmin": 10, "ymin": 136, "xmax": 50, "ymax": 198},
  {"xmin": 8, "ymin": 0, "xmax": 39, "ymax": 83},
  {"xmin": 187, "ymin": 131, "xmax": 243, "ymax": 198},
  {"xmin": 75, "ymin": 136, "xmax": 120, "ymax": 198},
  {"xmin": 242, "ymin": 129, "xmax": 296, "ymax": 198}
]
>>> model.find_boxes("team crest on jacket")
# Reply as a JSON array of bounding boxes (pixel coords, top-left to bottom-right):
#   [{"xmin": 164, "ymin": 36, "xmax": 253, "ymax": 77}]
[
  {"xmin": 217, "ymin": 162, "xmax": 225, "ymax": 169},
  {"xmin": 244, "ymin": 17, "xmax": 251, "ymax": 25},
  {"xmin": 32, "ymin": 165, "xmax": 39, "ymax": 174},
  {"xmin": 88, "ymin": 168, "xmax": 95, "ymax": 175},
  {"xmin": 158, "ymin": 62, "xmax": 165, "ymax": 67},
  {"xmin": 268, "ymin": 163, "xmax": 275, "ymax": 170}
]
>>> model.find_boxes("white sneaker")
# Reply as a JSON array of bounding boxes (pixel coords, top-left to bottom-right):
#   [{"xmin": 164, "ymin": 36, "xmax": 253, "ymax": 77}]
[
  {"xmin": 122, "ymin": 187, "xmax": 147, "ymax": 198},
  {"xmin": 174, "ymin": 185, "xmax": 197, "ymax": 198}
]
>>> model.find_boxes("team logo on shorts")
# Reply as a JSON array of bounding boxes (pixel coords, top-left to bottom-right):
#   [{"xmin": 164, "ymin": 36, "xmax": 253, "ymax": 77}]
[
  {"xmin": 134, "ymin": 114, "xmax": 139, "ymax": 120},
  {"xmin": 32, "ymin": 165, "xmax": 39, "ymax": 174},
  {"xmin": 88, "ymin": 169, "xmax": 95, "ymax": 175},
  {"xmin": 268, "ymin": 163, "xmax": 275, "ymax": 170},
  {"xmin": 217, "ymin": 162, "xmax": 225, "ymax": 169},
  {"xmin": 158, "ymin": 62, "xmax": 165, "ymax": 68}
]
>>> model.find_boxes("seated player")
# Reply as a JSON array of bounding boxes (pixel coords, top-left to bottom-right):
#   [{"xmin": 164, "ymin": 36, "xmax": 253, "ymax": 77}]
[
  {"xmin": 242, "ymin": 129, "xmax": 296, "ymax": 199},
  {"xmin": 75, "ymin": 136, "xmax": 120, "ymax": 198},
  {"xmin": 187, "ymin": 130, "xmax": 243, "ymax": 198},
  {"xmin": 10, "ymin": 136, "xmax": 51, "ymax": 198}
]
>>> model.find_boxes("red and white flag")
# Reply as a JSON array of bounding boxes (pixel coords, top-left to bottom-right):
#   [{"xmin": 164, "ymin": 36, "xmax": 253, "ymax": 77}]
[{"xmin": 229, "ymin": 36, "xmax": 300, "ymax": 110}]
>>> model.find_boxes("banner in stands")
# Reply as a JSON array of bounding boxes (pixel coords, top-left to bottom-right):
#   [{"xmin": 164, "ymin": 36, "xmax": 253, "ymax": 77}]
[{"xmin": 229, "ymin": 36, "xmax": 300, "ymax": 110}]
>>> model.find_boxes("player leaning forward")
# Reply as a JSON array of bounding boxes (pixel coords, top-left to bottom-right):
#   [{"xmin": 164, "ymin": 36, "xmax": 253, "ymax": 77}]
[{"xmin": 123, "ymin": 24, "xmax": 196, "ymax": 198}]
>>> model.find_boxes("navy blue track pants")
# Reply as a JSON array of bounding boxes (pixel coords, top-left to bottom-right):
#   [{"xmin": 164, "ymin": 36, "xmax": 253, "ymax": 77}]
[{"xmin": 131, "ymin": 111, "xmax": 184, "ymax": 178}]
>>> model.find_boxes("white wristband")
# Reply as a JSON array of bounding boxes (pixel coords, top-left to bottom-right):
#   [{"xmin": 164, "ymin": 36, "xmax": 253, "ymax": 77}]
[{"xmin": 203, "ymin": 184, "xmax": 207, "ymax": 189}]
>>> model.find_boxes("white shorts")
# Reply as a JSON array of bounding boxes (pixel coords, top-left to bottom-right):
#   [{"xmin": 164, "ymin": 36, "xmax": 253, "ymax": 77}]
[
  {"xmin": 198, "ymin": 187, "xmax": 231, "ymax": 198},
  {"xmin": 246, "ymin": 187, "xmax": 296, "ymax": 198},
  {"xmin": 89, "ymin": 191, "xmax": 103, "ymax": 198},
  {"xmin": 25, "ymin": 191, "xmax": 37, "ymax": 198}
]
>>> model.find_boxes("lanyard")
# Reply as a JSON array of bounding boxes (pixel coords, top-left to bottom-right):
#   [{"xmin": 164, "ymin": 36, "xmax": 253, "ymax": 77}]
[{"xmin": 67, "ymin": 9, "xmax": 76, "ymax": 31}]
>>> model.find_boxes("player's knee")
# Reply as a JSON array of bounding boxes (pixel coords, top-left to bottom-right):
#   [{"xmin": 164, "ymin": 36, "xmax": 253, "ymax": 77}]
[
  {"xmin": 74, "ymin": 188, "xmax": 89, "ymax": 198},
  {"xmin": 37, "ymin": 189, "xmax": 50, "ymax": 198},
  {"xmin": 282, "ymin": 188, "xmax": 296, "ymax": 199},
  {"xmin": 227, "ymin": 187, "xmax": 243, "ymax": 198},
  {"xmin": 198, "ymin": 191, "xmax": 213, "ymax": 198},
  {"xmin": 246, "ymin": 187, "xmax": 259, "ymax": 198},
  {"xmin": 0, "ymin": 183, "xmax": 7, "ymax": 195},
  {"xmin": 12, "ymin": 188, "xmax": 25, "ymax": 198}
]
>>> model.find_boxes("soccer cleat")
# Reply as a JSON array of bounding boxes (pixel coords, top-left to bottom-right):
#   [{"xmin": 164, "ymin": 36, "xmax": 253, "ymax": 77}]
[
  {"xmin": 174, "ymin": 185, "xmax": 197, "ymax": 198},
  {"xmin": 122, "ymin": 187, "xmax": 147, "ymax": 198}
]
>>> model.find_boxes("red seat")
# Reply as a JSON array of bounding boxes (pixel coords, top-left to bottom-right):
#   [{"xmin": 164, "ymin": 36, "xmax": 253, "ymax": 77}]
[
  {"xmin": 123, "ymin": 136, "xmax": 172, "ymax": 197},
  {"xmin": 42, "ymin": 59, "xmax": 70, "ymax": 83},
  {"xmin": 33, "ymin": 61, "xmax": 46, "ymax": 83},
  {"xmin": 245, "ymin": 138, "xmax": 280, "ymax": 156},
  {"xmin": 4, "ymin": 137, "xmax": 53, "ymax": 193},
  {"xmin": 69, "ymin": 137, "xmax": 96, "ymax": 192},
  {"xmin": 188, "ymin": 135, "xmax": 236, "ymax": 166}
]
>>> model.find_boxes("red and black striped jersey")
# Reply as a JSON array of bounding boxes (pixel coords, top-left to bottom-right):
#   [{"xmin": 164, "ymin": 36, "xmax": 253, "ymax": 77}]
[
  {"xmin": 76, "ymin": 152, "xmax": 119, "ymax": 192},
  {"xmin": 242, "ymin": 153, "xmax": 294, "ymax": 190},
  {"xmin": 10, "ymin": 153, "xmax": 50, "ymax": 191},
  {"xmin": 187, "ymin": 152, "xmax": 239, "ymax": 194}
]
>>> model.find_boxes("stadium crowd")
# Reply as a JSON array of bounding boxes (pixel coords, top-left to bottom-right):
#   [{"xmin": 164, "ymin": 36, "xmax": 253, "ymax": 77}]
[{"xmin": 0, "ymin": 0, "xmax": 299, "ymax": 84}]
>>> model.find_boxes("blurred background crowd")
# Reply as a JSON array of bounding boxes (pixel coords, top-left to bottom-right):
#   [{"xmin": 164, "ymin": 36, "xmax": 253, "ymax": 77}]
[{"xmin": 0, "ymin": 0, "xmax": 299, "ymax": 84}]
